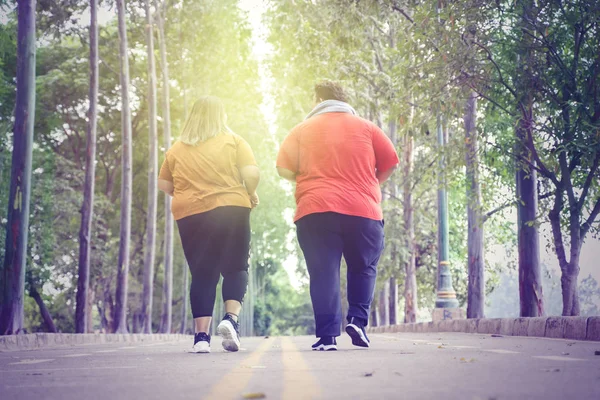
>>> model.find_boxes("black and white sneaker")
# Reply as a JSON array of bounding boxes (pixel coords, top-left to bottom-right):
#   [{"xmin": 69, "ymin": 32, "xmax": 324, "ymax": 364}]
[
  {"xmin": 346, "ymin": 317, "xmax": 370, "ymax": 348},
  {"xmin": 192, "ymin": 332, "xmax": 211, "ymax": 353},
  {"xmin": 217, "ymin": 314, "xmax": 240, "ymax": 352},
  {"xmin": 311, "ymin": 336, "xmax": 337, "ymax": 351}
]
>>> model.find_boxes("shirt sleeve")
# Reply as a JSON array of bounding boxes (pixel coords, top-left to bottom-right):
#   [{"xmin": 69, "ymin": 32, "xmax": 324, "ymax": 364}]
[
  {"xmin": 372, "ymin": 124, "xmax": 400, "ymax": 172},
  {"xmin": 276, "ymin": 127, "xmax": 300, "ymax": 173},
  {"xmin": 236, "ymin": 136, "xmax": 258, "ymax": 168},
  {"xmin": 158, "ymin": 154, "xmax": 173, "ymax": 182}
]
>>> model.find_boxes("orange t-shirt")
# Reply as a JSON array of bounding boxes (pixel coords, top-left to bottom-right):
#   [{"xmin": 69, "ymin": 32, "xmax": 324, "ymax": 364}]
[
  {"xmin": 276, "ymin": 113, "xmax": 399, "ymax": 222},
  {"xmin": 158, "ymin": 132, "xmax": 257, "ymax": 220}
]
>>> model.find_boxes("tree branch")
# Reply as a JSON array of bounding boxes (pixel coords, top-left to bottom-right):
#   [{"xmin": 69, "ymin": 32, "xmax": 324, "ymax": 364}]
[
  {"xmin": 484, "ymin": 191, "xmax": 553, "ymax": 222},
  {"xmin": 581, "ymin": 195, "xmax": 600, "ymax": 241},
  {"xmin": 549, "ymin": 187, "xmax": 569, "ymax": 271}
]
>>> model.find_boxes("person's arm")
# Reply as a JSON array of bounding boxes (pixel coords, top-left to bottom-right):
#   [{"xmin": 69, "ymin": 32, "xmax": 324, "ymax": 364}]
[
  {"xmin": 376, "ymin": 165, "xmax": 398, "ymax": 184},
  {"xmin": 276, "ymin": 128, "xmax": 300, "ymax": 181},
  {"xmin": 276, "ymin": 167, "xmax": 296, "ymax": 182},
  {"xmin": 158, "ymin": 155, "xmax": 174, "ymax": 196},
  {"xmin": 236, "ymin": 136, "xmax": 261, "ymax": 207},
  {"xmin": 240, "ymin": 165, "xmax": 260, "ymax": 195},
  {"xmin": 158, "ymin": 179, "xmax": 174, "ymax": 196},
  {"xmin": 372, "ymin": 124, "xmax": 400, "ymax": 185}
]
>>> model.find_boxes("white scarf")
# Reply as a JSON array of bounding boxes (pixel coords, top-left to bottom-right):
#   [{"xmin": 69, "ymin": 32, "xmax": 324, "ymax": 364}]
[{"xmin": 305, "ymin": 100, "xmax": 357, "ymax": 120}]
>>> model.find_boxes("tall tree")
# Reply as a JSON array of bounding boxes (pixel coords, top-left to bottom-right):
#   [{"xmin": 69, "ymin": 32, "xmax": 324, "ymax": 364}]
[
  {"xmin": 0, "ymin": 0, "xmax": 37, "ymax": 335},
  {"xmin": 465, "ymin": 90, "xmax": 485, "ymax": 318},
  {"xmin": 141, "ymin": 0, "xmax": 158, "ymax": 334},
  {"xmin": 515, "ymin": 0, "xmax": 543, "ymax": 317},
  {"xmin": 402, "ymin": 131, "xmax": 417, "ymax": 323},
  {"xmin": 113, "ymin": 0, "xmax": 134, "ymax": 334},
  {"xmin": 155, "ymin": 0, "xmax": 173, "ymax": 334},
  {"xmin": 75, "ymin": 0, "xmax": 99, "ymax": 334}
]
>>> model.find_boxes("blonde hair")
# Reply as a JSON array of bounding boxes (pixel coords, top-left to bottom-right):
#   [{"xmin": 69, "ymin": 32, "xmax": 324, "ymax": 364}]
[{"xmin": 180, "ymin": 96, "xmax": 230, "ymax": 145}]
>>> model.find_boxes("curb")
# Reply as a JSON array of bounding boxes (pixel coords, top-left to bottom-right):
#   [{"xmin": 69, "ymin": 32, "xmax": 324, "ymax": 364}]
[
  {"xmin": 367, "ymin": 316, "xmax": 600, "ymax": 342},
  {"xmin": 0, "ymin": 333, "xmax": 190, "ymax": 352}
]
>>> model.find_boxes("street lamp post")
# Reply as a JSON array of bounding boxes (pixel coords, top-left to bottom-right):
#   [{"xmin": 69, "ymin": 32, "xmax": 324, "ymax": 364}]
[{"xmin": 435, "ymin": 113, "xmax": 459, "ymax": 310}]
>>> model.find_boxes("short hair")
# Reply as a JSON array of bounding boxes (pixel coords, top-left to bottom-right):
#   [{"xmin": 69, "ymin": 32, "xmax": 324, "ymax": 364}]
[
  {"xmin": 314, "ymin": 80, "xmax": 348, "ymax": 103},
  {"xmin": 180, "ymin": 96, "xmax": 230, "ymax": 146}
]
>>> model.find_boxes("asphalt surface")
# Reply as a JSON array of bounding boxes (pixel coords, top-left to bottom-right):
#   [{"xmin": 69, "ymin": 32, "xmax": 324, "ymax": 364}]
[{"xmin": 1, "ymin": 332, "xmax": 599, "ymax": 399}]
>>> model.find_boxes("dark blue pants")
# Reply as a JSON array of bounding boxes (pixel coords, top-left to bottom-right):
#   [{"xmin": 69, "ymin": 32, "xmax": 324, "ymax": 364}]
[{"xmin": 296, "ymin": 212, "xmax": 384, "ymax": 337}]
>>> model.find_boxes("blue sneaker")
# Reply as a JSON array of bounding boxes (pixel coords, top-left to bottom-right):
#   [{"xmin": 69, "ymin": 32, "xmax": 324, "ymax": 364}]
[
  {"xmin": 217, "ymin": 314, "xmax": 240, "ymax": 352},
  {"xmin": 192, "ymin": 332, "xmax": 211, "ymax": 353},
  {"xmin": 346, "ymin": 317, "xmax": 370, "ymax": 348},
  {"xmin": 311, "ymin": 336, "xmax": 337, "ymax": 351}
]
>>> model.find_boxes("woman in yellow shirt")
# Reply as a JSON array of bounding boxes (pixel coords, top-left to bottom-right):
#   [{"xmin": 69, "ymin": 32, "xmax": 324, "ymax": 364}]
[{"xmin": 158, "ymin": 96, "xmax": 260, "ymax": 353}]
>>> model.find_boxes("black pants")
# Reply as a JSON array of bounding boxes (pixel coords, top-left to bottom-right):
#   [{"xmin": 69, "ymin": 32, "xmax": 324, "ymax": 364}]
[
  {"xmin": 296, "ymin": 212, "xmax": 384, "ymax": 337},
  {"xmin": 177, "ymin": 206, "xmax": 251, "ymax": 318}
]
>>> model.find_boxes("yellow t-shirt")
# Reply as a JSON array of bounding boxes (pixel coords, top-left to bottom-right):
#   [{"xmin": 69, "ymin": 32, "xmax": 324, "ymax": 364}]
[{"xmin": 158, "ymin": 132, "xmax": 257, "ymax": 220}]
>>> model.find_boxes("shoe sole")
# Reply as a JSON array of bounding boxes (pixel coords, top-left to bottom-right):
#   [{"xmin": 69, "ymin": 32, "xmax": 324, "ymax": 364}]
[
  {"xmin": 312, "ymin": 344, "xmax": 337, "ymax": 351},
  {"xmin": 217, "ymin": 320, "xmax": 240, "ymax": 352},
  {"xmin": 191, "ymin": 342, "xmax": 211, "ymax": 353},
  {"xmin": 346, "ymin": 324, "xmax": 370, "ymax": 348}
]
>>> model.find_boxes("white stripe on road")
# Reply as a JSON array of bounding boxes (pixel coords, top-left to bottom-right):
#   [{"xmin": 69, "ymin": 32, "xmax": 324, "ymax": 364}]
[
  {"xmin": 60, "ymin": 353, "xmax": 92, "ymax": 358},
  {"xmin": 139, "ymin": 342, "xmax": 169, "ymax": 347},
  {"xmin": 483, "ymin": 349, "xmax": 520, "ymax": 354},
  {"xmin": 1, "ymin": 366, "xmax": 137, "ymax": 373},
  {"xmin": 9, "ymin": 359, "xmax": 53, "ymax": 365},
  {"xmin": 119, "ymin": 346, "xmax": 137, "ymax": 349},
  {"xmin": 446, "ymin": 345, "xmax": 479, "ymax": 349},
  {"xmin": 94, "ymin": 350, "xmax": 117, "ymax": 353},
  {"xmin": 533, "ymin": 356, "xmax": 586, "ymax": 362}
]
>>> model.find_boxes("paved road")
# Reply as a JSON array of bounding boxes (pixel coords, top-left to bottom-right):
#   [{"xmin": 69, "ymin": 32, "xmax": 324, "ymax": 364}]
[{"xmin": 1, "ymin": 332, "xmax": 599, "ymax": 399}]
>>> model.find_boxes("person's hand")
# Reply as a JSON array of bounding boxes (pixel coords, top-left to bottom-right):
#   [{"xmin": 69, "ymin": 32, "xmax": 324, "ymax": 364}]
[{"xmin": 249, "ymin": 192, "xmax": 260, "ymax": 208}]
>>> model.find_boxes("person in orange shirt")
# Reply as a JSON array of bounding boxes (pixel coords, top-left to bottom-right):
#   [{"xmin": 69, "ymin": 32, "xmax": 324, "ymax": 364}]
[
  {"xmin": 277, "ymin": 81, "xmax": 399, "ymax": 351},
  {"xmin": 158, "ymin": 96, "xmax": 260, "ymax": 353}
]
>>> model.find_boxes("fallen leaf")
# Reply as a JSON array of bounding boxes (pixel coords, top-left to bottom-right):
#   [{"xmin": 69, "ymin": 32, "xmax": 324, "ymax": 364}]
[
  {"xmin": 243, "ymin": 393, "xmax": 266, "ymax": 399},
  {"xmin": 395, "ymin": 372, "xmax": 403, "ymax": 376},
  {"xmin": 364, "ymin": 372, "xmax": 374, "ymax": 377},
  {"xmin": 561, "ymin": 352, "xmax": 570, "ymax": 356}
]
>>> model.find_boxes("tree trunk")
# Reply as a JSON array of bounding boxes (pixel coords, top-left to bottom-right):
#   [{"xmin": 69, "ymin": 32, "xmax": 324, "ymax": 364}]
[
  {"xmin": 465, "ymin": 91, "xmax": 485, "ymax": 318},
  {"xmin": 180, "ymin": 265, "xmax": 188, "ymax": 334},
  {"xmin": 0, "ymin": 0, "xmax": 36, "ymax": 335},
  {"xmin": 515, "ymin": 0, "xmax": 544, "ymax": 317},
  {"xmin": 548, "ymin": 191, "xmax": 581, "ymax": 316},
  {"xmin": 75, "ymin": 0, "xmax": 99, "ymax": 334},
  {"xmin": 378, "ymin": 282, "xmax": 389, "ymax": 326},
  {"xmin": 370, "ymin": 305, "xmax": 379, "ymax": 327},
  {"xmin": 403, "ymin": 132, "xmax": 417, "ymax": 323},
  {"xmin": 141, "ymin": 0, "xmax": 158, "ymax": 335},
  {"xmin": 156, "ymin": 0, "xmax": 173, "ymax": 334},
  {"xmin": 87, "ymin": 287, "xmax": 95, "ymax": 333},
  {"xmin": 387, "ymin": 119, "xmax": 399, "ymax": 326},
  {"xmin": 389, "ymin": 277, "xmax": 398, "ymax": 325},
  {"xmin": 113, "ymin": 0, "xmax": 134, "ymax": 334},
  {"xmin": 29, "ymin": 284, "xmax": 57, "ymax": 333}
]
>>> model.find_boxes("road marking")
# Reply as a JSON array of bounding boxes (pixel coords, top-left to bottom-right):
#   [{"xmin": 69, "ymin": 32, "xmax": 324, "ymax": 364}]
[
  {"xmin": 281, "ymin": 337, "xmax": 321, "ymax": 400},
  {"xmin": 483, "ymin": 349, "xmax": 520, "ymax": 354},
  {"xmin": 60, "ymin": 353, "xmax": 92, "ymax": 358},
  {"xmin": 0, "ymin": 366, "xmax": 137, "ymax": 373},
  {"xmin": 204, "ymin": 337, "xmax": 275, "ymax": 400},
  {"xmin": 533, "ymin": 356, "xmax": 586, "ymax": 362},
  {"xmin": 139, "ymin": 342, "xmax": 170, "ymax": 347},
  {"xmin": 8, "ymin": 359, "xmax": 53, "ymax": 365},
  {"xmin": 94, "ymin": 350, "xmax": 117, "ymax": 353},
  {"xmin": 446, "ymin": 345, "xmax": 478, "ymax": 349},
  {"xmin": 376, "ymin": 335, "xmax": 428, "ymax": 343},
  {"xmin": 119, "ymin": 346, "xmax": 137, "ymax": 349}
]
